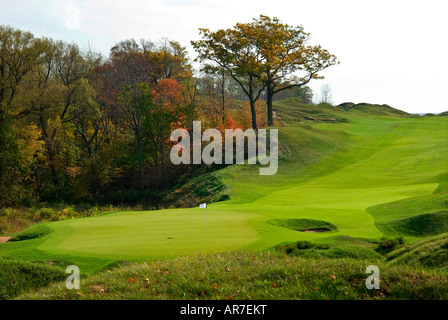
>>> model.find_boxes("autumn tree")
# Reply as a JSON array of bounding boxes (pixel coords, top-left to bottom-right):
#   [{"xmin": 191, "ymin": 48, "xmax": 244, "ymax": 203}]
[
  {"xmin": 36, "ymin": 41, "xmax": 100, "ymax": 190},
  {"xmin": 0, "ymin": 26, "xmax": 50, "ymax": 204},
  {"xmin": 143, "ymin": 79, "xmax": 183, "ymax": 170},
  {"xmin": 243, "ymin": 15, "xmax": 339, "ymax": 126},
  {"xmin": 193, "ymin": 16, "xmax": 339, "ymax": 127},
  {"xmin": 195, "ymin": 66, "xmax": 234, "ymax": 128},
  {"xmin": 192, "ymin": 26, "xmax": 267, "ymax": 130},
  {"xmin": 101, "ymin": 39, "xmax": 193, "ymax": 189}
]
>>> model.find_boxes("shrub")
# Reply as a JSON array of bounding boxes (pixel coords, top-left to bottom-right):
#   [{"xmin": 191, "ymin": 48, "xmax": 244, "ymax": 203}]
[
  {"xmin": 376, "ymin": 237, "xmax": 404, "ymax": 254},
  {"xmin": 275, "ymin": 241, "xmax": 330, "ymax": 255},
  {"xmin": 0, "ymin": 218, "xmax": 5, "ymax": 234},
  {"xmin": 33, "ymin": 208, "xmax": 56, "ymax": 221},
  {"xmin": 0, "ymin": 207, "xmax": 14, "ymax": 217},
  {"xmin": 296, "ymin": 241, "xmax": 315, "ymax": 250}
]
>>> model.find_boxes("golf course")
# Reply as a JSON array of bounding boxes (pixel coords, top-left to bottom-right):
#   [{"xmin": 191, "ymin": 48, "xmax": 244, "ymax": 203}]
[
  {"xmin": 2, "ymin": 2, "xmax": 448, "ymax": 305},
  {"xmin": 1, "ymin": 101, "xmax": 447, "ymax": 291}
]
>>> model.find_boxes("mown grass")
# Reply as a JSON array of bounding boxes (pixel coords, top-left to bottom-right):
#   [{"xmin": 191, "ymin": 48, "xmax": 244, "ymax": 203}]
[{"xmin": 15, "ymin": 251, "xmax": 448, "ymax": 300}]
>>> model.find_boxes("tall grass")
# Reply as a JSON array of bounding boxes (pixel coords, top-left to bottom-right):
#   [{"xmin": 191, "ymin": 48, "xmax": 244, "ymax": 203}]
[
  {"xmin": 0, "ymin": 259, "xmax": 66, "ymax": 299},
  {"xmin": 15, "ymin": 251, "xmax": 448, "ymax": 300}
]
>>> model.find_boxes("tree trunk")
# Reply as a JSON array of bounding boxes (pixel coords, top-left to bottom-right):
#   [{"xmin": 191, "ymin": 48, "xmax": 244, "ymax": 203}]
[
  {"xmin": 46, "ymin": 142, "xmax": 59, "ymax": 187},
  {"xmin": 248, "ymin": 80, "xmax": 258, "ymax": 131},
  {"xmin": 39, "ymin": 113, "xmax": 59, "ymax": 187},
  {"xmin": 266, "ymin": 82, "xmax": 274, "ymax": 126},
  {"xmin": 221, "ymin": 68, "xmax": 225, "ymax": 124},
  {"xmin": 137, "ymin": 133, "xmax": 144, "ymax": 190}
]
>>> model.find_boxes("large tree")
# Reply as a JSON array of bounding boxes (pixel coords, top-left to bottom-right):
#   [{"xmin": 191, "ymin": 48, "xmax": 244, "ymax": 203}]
[
  {"xmin": 192, "ymin": 16, "xmax": 339, "ymax": 127},
  {"xmin": 246, "ymin": 16, "xmax": 338, "ymax": 125},
  {"xmin": 192, "ymin": 26, "xmax": 267, "ymax": 130},
  {"xmin": 100, "ymin": 39, "xmax": 193, "ymax": 189}
]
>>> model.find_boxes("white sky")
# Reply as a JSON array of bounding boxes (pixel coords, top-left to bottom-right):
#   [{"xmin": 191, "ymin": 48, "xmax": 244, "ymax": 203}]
[{"xmin": 1, "ymin": 0, "xmax": 447, "ymax": 113}]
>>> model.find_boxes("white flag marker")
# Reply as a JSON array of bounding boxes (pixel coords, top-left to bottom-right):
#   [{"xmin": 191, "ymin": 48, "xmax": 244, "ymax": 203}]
[{"xmin": 199, "ymin": 203, "xmax": 207, "ymax": 232}]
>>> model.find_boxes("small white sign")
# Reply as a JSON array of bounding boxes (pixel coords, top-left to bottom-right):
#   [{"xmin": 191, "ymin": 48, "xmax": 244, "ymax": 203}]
[{"xmin": 199, "ymin": 203, "xmax": 207, "ymax": 208}]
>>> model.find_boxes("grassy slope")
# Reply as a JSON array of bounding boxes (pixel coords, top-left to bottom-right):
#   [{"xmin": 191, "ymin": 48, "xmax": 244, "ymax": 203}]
[
  {"xmin": 16, "ymin": 251, "xmax": 448, "ymax": 300},
  {"xmin": 1, "ymin": 100, "xmax": 447, "ymax": 275},
  {"xmin": 0, "ymin": 258, "xmax": 66, "ymax": 299},
  {"xmin": 386, "ymin": 233, "xmax": 448, "ymax": 269}
]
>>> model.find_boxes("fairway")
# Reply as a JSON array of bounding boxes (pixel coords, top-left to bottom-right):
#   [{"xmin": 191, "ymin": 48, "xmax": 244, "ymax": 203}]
[{"xmin": 1, "ymin": 106, "xmax": 447, "ymax": 272}]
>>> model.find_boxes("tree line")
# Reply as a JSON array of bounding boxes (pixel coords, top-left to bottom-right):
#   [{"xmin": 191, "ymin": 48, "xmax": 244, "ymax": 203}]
[{"xmin": 0, "ymin": 15, "xmax": 338, "ymax": 207}]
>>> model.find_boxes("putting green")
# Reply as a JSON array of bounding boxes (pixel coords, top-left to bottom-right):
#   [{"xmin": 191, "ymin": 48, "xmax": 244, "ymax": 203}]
[
  {"xmin": 38, "ymin": 209, "xmax": 259, "ymax": 259},
  {"xmin": 1, "ymin": 105, "xmax": 447, "ymax": 271}
]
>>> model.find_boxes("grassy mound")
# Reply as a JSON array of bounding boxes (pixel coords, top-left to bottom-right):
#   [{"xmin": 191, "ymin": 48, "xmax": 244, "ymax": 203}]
[
  {"xmin": 386, "ymin": 233, "xmax": 448, "ymax": 269},
  {"xmin": 273, "ymin": 98, "xmax": 347, "ymax": 123},
  {"xmin": 161, "ymin": 170, "xmax": 229, "ymax": 208},
  {"xmin": 0, "ymin": 259, "xmax": 66, "ymax": 299},
  {"xmin": 300, "ymin": 246, "xmax": 383, "ymax": 260},
  {"xmin": 274, "ymin": 240, "xmax": 383, "ymax": 261},
  {"xmin": 368, "ymin": 192, "xmax": 448, "ymax": 238},
  {"xmin": 268, "ymin": 219, "xmax": 337, "ymax": 232},
  {"xmin": 339, "ymin": 102, "xmax": 411, "ymax": 116},
  {"xmin": 9, "ymin": 223, "xmax": 51, "ymax": 241},
  {"xmin": 386, "ymin": 211, "xmax": 448, "ymax": 237}
]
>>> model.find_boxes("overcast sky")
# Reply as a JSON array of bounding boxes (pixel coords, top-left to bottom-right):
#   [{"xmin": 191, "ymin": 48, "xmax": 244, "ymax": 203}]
[{"xmin": 1, "ymin": 0, "xmax": 447, "ymax": 113}]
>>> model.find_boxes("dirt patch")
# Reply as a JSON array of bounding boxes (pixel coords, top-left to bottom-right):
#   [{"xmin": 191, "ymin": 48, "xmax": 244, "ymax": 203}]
[
  {"xmin": 0, "ymin": 236, "xmax": 11, "ymax": 243},
  {"xmin": 302, "ymin": 228, "xmax": 332, "ymax": 233}
]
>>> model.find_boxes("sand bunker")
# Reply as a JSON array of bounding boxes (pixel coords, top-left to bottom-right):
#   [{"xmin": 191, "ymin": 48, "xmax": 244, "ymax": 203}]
[{"xmin": 0, "ymin": 236, "xmax": 11, "ymax": 243}]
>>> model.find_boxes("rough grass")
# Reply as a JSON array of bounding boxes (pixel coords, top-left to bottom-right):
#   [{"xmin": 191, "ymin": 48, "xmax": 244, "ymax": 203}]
[
  {"xmin": 9, "ymin": 223, "xmax": 51, "ymax": 241},
  {"xmin": 268, "ymin": 218, "xmax": 337, "ymax": 232},
  {"xmin": 386, "ymin": 233, "xmax": 448, "ymax": 269},
  {"xmin": 15, "ymin": 251, "xmax": 448, "ymax": 300},
  {"xmin": 0, "ymin": 258, "xmax": 66, "ymax": 299},
  {"xmin": 161, "ymin": 169, "xmax": 229, "ymax": 208}
]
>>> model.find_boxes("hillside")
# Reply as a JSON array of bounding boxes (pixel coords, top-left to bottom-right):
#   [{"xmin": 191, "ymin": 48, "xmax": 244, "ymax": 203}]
[{"xmin": 1, "ymin": 99, "xmax": 447, "ymax": 276}]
